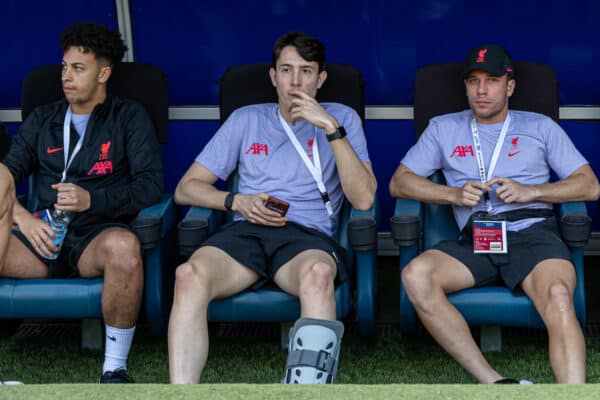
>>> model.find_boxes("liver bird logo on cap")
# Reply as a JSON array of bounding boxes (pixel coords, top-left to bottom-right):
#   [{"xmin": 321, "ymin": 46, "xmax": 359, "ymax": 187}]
[{"xmin": 476, "ymin": 49, "xmax": 487, "ymax": 63}]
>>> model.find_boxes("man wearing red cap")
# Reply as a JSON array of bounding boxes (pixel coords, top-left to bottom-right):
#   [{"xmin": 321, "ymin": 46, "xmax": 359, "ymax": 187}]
[{"xmin": 390, "ymin": 44, "xmax": 599, "ymax": 383}]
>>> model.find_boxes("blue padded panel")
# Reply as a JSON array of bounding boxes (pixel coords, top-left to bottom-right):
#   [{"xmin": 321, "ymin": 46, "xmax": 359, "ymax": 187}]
[
  {"xmin": 0, "ymin": 0, "xmax": 116, "ymax": 108},
  {"xmin": 449, "ymin": 287, "xmax": 544, "ymax": 328},
  {"xmin": 131, "ymin": 1, "xmax": 600, "ymax": 106},
  {"xmin": 207, "ymin": 281, "xmax": 351, "ymax": 322},
  {"xmin": 0, "ymin": 279, "xmax": 102, "ymax": 318}
]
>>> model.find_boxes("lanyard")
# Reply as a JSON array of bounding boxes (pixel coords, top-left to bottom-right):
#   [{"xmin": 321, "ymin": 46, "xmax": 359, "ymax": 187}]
[
  {"xmin": 470, "ymin": 112, "xmax": 511, "ymax": 213},
  {"xmin": 277, "ymin": 109, "xmax": 334, "ymax": 218},
  {"xmin": 61, "ymin": 106, "xmax": 86, "ymax": 182}
]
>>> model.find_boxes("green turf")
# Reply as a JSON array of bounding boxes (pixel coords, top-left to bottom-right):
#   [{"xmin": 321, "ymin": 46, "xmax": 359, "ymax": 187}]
[
  {"xmin": 2, "ymin": 384, "xmax": 600, "ymax": 400},
  {"xmin": 1, "ymin": 324, "xmax": 600, "ymax": 385}
]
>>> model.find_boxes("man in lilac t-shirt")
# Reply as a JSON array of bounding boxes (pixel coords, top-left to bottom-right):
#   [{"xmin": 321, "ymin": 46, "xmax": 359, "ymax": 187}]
[
  {"xmin": 168, "ymin": 32, "xmax": 376, "ymax": 384},
  {"xmin": 389, "ymin": 44, "xmax": 599, "ymax": 384}
]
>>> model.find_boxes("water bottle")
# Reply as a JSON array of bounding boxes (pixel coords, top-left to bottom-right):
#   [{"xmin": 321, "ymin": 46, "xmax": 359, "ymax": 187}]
[{"xmin": 40, "ymin": 208, "xmax": 72, "ymax": 260}]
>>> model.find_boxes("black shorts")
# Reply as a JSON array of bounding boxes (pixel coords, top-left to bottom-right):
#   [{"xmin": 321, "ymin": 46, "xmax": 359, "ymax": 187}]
[
  {"xmin": 200, "ymin": 220, "xmax": 348, "ymax": 289},
  {"xmin": 12, "ymin": 222, "xmax": 130, "ymax": 278},
  {"xmin": 433, "ymin": 216, "xmax": 573, "ymax": 291}
]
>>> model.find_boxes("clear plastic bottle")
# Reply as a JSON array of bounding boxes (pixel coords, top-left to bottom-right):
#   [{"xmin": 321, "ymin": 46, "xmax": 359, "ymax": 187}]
[{"xmin": 40, "ymin": 208, "xmax": 72, "ymax": 260}]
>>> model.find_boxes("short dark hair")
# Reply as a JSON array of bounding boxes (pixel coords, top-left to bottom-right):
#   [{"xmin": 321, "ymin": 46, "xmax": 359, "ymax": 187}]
[
  {"xmin": 60, "ymin": 22, "xmax": 127, "ymax": 66},
  {"xmin": 272, "ymin": 32, "xmax": 325, "ymax": 72}
]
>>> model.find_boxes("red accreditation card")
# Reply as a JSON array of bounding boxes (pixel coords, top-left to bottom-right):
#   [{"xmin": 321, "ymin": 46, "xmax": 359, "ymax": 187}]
[{"xmin": 472, "ymin": 220, "xmax": 507, "ymax": 253}]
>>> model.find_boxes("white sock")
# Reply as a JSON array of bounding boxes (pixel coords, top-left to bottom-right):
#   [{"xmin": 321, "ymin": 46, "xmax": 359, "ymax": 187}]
[{"xmin": 103, "ymin": 325, "xmax": 136, "ymax": 373}]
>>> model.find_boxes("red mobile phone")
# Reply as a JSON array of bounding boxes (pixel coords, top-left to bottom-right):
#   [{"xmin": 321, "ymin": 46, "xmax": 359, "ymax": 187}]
[{"xmin": 263, "ymin": 195, "xmax": 289, "ymax": 216}]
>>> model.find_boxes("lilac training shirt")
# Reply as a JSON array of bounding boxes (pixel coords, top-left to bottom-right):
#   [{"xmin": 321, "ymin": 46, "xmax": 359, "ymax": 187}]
[
  {"xmin": 196, "ymin": 102, "xmax": 371, "ymax": 236},
  {"xmin": 401, "ymin": 110, "xmax": 588, "ymax": 231}
]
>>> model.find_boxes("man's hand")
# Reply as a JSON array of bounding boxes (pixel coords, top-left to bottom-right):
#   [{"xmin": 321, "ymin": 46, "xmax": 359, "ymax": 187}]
[
  {"xmin": 453, "ymin": 181, "xmax": 488, "ymax": 207},
  {"xmin": 52, "ymin": 182, "xmax": 91, "ymax": 212},
  {"xmin": 16, "ymin": 212, "xmax": 56, "ymax": 258},
  {"xmin": 488, "ymin": 177, "xmax": 538, "ymax": 204},
  {"xmin": 232, "ymin": 193, "xmax": 287, "ymax": 227},
  {"xmin": 288, "ymin": 90, "xmax": 339, "ymax": 133}
]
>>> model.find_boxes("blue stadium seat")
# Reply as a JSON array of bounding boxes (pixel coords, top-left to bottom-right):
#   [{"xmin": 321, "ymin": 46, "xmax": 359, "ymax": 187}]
[
  {"xmin": 178, "ymin": 63, "xmax": 378, "ymax": 337},
  {"xmin": 391, "ymin": 61, "xmax": 590, "ymax": 349},
  {"xmin": 0, "ymin": 63, "xmax": 177, "ymax": 346}
]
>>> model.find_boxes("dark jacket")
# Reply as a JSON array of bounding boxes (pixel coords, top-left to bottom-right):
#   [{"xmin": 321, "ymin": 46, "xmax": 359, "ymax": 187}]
[
  {"xmin": 3, "ymin": 94, "xmax": 163, "ymax": 230},
  {"xmin": 0, "ymin": 122, "xmax": 10, "ymax": 160}
]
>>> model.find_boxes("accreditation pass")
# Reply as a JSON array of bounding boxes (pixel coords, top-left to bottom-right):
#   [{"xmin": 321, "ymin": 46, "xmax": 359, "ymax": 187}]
[{"xmin": 472, "ymin": 220, "xmax": 508, "ymax": 254}]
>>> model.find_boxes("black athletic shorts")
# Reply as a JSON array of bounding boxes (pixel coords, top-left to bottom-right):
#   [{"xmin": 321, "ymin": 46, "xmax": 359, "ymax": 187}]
[
  {"xmin": 433, "ymin": 216, "xmax": 573, "ymax": 291},
  {"xmin": 200, "ymin": 220, "xmax": 348, "ymax": 289},
  {"xmin": 12, "ymin": 222, "xmax": 130, "ymax": 278}
]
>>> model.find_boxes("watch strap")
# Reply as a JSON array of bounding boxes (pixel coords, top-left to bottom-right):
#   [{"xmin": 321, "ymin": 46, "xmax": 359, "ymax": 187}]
[
  {"xmin": 326, "ymin": 126, "xmax": 347, "ymax": 142},
  {"xmin": 224, "ymin": 191, "xmax": 237, "ymax": 211}
]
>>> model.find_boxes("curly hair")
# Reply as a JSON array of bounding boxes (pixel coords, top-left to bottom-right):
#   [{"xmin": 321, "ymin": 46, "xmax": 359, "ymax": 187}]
[
  {"xmin": 60, "ymin": 22, "xmax": 127, "ymax": 66},
  {"xmin": 272, "ymin": 32, "xmax": 325, "ymax": 72}
]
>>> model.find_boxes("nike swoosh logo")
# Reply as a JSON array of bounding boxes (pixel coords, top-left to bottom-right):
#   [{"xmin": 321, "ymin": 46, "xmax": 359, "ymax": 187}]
[
  {"xmin": 507, "ymin": 151, "xmax": 521, "ymax": 157},
  {"xmin": 46, "ymin": 147, "xmax": 64, "ymax": 154},
  {"xmin": 107, "ymin": 335, "xmax": 117, "ymax": 342}
]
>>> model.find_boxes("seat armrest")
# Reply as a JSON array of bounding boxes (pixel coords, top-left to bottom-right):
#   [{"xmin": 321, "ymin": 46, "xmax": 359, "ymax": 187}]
[
  {"xmin": 347, "ymin": 205, "xmax": 377, "ymax": 251},
  {"xmin": 558, "ymin": 202, "xmax": 591, "ymax": 248},
  {"xmin": 178, "ymin": 206, "xmax": 225, "ymax": 257},
  {"xmin": 131, "ymin": 195, "xmax": 175, "ymax": 250},
  {"xmin": 391, "ymin": 198, "xmax": 422, "ymax": 247}
]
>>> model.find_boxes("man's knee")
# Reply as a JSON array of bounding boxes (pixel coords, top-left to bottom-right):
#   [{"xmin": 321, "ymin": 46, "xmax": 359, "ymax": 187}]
[
  {"xmin": 401, "ymin": 256, "xmax": 437, "ymax": 304},
  {"xmin": 102, "ymin": 230, "xmax": 142, "ymax": 275},
  {"xmin": 545, "ymin": 281, "xmax": 576, "ymax": 322},
  {"xmin": 299, "ymin": 262, "xmax": 335, "ymax": 298},
  {"xmin": 0, "ymin": 166, "xmax": 15, "ymax": 215},
  {"xmin": 173, "ymin": 259, "xmax": 213, "ymax": 301}
]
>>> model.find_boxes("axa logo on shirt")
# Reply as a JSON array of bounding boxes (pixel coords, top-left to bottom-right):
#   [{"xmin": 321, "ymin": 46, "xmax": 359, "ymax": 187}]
[
  {"xmin": 87, "ymin": 140, "xmax": 113, "ymax": 176},
  {"xmin": 245, "ymin": 142, "xmax": 269, "ymax": 156},
  {"xmin": 450, "ymin": 145, "xmax": 474, "ymax": 158}
]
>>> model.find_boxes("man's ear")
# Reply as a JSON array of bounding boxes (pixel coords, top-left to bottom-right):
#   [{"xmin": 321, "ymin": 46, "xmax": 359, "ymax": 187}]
[
  {"xmin": 269, "ymin": 67, "xmax": 277, "ymax": 88},
  {"xmin": 317, "ymin": 70, "xmax": 327, "ymax": 89},
  {"xmin": 507, "ymin": 78, "xmax": 516, "ymax": 98},
  {"xmin": 98, "ymin": 65, "xmax": 112, "ymax": 84}
]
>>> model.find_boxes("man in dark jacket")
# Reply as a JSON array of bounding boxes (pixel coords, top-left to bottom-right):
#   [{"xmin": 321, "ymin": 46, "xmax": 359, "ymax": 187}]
[{"xmin": 0, "ymin": 23, "xmax": 163, "ymax": 383}]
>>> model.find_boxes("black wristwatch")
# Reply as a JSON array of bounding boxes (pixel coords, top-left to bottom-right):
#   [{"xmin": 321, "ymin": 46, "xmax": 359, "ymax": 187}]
[
  {"xmin": 224, "ymin": 191, "xmax": 237, "ymax": 211},
  {"xmin": 326, "ymin": 126, "xmax": 347, "ymax": 142}
]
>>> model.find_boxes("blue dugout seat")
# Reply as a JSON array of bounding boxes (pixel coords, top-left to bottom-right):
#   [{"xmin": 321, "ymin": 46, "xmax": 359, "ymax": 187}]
[
  {"xmin": 178, "ymin": 62, "xmax": 378, "ymax": 338},
  {"xmin": 391, "ymin": 61, "xmax": 591, "ymax": 349},
  {"xmin": 0, "ymin": 63, "xmax": 177, "ymax": 346}
]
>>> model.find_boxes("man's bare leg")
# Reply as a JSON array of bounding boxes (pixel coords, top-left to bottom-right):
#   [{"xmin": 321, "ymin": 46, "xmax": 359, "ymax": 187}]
[
  {"xmin": 521, "ymin": 259, "xmax": 585, "ymax": 383},
  {"xmin": 77, "ymin": 227, "xmax": 144, "ymax": 377},
  {"xmin": 0, "ymin": 165, "xmax": 15, "ymax": 273},
  {"xmin": 402, "ymin": 249, "xmax": 503, "ymax": 383},
  {"xmin": 168, "ymin": 246, "xmax": 260, "ymax": 383}
]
